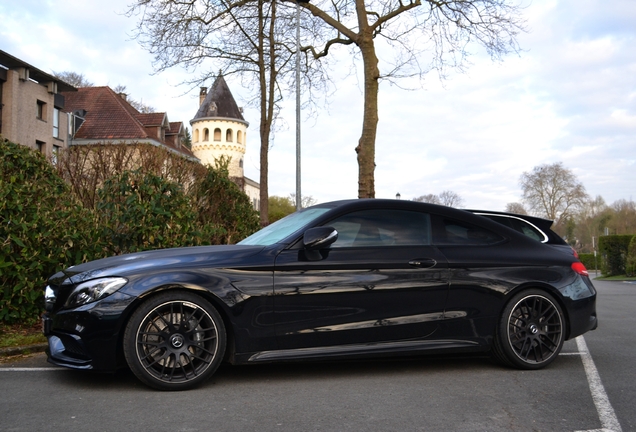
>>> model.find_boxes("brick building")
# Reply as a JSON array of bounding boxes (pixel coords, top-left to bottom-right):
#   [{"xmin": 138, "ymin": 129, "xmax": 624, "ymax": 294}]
[{"xmin": 0, "ymin": 49, "xmax": 76, "ymax": 162}]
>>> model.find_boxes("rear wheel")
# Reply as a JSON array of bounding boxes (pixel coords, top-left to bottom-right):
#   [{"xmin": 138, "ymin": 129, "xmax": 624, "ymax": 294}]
[
  {"xmin": 493, "ymin": 289, "xmax": 565, "ymax": 369},
  {"xmin": 123, "ymin": 291, "xmax": 226, "ymax": 390}
]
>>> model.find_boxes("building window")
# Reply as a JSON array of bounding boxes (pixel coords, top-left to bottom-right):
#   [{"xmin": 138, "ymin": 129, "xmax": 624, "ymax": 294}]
[
  {"xmin": 52, "ymin": 145, "xmax": 60, "ymax": 165},
  {"xmin": 36, "ymin": 140, "xmax": 45, "ymax": 153},
  {"xmin": 53, "ymin": 108, "xmax": 60, "ymax": 138},
  {"xmin": 37, "ymin": 100, "xmax": 46, "ymax": 120},
  {"xmin": 237, "ymin": 130, "xmax": 243, "ymax": 144},
  {"xmin": 239, "ymin": 158, "xmax": 244, "ymax": 168},
  {"xmin": 203, "ymin": 128, "xmax": 209, "ymax": 141},
  {"xmin": 194, "ymin": 129, "xmax": 199, "ymax": 143},
  {"xmin": 226, "ymin": 129, "xmax": 233, "ymax": 142},
  {"xmin": 214, "ymin": 128, "xmax": 221, "ymax": 141}
]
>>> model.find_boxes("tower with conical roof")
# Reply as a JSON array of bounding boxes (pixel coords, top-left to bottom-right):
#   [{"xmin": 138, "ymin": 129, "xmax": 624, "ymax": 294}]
[{"xmin": 190, "ymin": 74, "xmax": 249, "ymax": 178}]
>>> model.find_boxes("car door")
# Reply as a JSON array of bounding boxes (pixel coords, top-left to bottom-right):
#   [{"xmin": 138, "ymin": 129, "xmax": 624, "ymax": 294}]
[{"xmin": 272, "ymin": 208, "xmax": 450, "ymax": 352}]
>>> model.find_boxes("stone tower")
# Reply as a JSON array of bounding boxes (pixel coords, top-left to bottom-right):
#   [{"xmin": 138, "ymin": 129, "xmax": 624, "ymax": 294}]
[{"xmin": 190, "ymin": 74, "xmax": 249, "ymax": 178}]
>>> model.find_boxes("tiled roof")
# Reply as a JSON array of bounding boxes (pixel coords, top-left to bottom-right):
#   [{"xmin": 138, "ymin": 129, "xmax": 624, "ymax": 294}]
[
  {"xmin": 63, "ymin": 86, "xmax": 195, "ymax": 159},
  {"xmin": 167, "ymin": 122, "xmax": 183, "ymax": 135},
  {"xmin": 193, "ymin": 74, "xmax": 245, "ymax": 121},
  {"xmin": 136, "ymin": 112, "xmax": 168, "ymax": 127}
]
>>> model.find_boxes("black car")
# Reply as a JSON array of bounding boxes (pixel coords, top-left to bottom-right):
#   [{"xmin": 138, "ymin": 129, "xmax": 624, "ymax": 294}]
[{"xmin": 43, "ymin": 199, "xmax": 597, "ymax": 390}]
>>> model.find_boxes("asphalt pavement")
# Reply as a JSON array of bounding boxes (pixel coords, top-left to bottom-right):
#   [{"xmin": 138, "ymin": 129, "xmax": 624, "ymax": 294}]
[{"xmin": 0, "ymin": 278, "xmax": 633, "ymax": 431}]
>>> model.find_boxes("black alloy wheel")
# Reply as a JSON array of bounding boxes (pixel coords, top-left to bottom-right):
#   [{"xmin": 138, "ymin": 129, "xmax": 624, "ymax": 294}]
[
  {"xmin": 123, "ymin": 291, "xmax": 226, "ymax": 390},
  {"xmin": 494, "ymin": 289, "xmax": 565, "ymax": 369}
]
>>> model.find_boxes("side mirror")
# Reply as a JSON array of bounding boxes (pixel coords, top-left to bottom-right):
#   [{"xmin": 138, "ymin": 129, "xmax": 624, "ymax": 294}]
[{"xmin": 303, "ymin": 227, "xmax": 338, "ymax": 250}]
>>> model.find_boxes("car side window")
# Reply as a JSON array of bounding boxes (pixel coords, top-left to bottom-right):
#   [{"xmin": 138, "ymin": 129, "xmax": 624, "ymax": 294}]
[
  {"xmin": 327, "ymin": 209, "xmax": 432, "ymax": 248},
  {"xmin": 433, "ymin": 218, "xmax": 503, "ymax": 246},
  {"xmin": 480, "ymin": 215, "xmax": 545, "ymax": 242}
]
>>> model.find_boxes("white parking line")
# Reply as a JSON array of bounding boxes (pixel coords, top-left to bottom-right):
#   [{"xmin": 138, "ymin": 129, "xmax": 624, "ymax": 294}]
[
  {"xmin": 0, "ymin": 367, "xmax": 65, "ymax": 371},
  {"xmin": 575, "ymin": 335, "xmax": 622, "ymax": 432}
]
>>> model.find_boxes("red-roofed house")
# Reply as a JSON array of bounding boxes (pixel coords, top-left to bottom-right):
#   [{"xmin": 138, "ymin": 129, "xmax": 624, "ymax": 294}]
[{"xmin": 63, "ymin": 86, "xmax": 197, "ymax": 161}]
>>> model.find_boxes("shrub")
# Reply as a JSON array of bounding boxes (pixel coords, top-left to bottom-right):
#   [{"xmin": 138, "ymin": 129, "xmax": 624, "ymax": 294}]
[
  {"xmin": 598, "ymin": 235, "xmax": 634, "ymax": 276},
  {"xmin": 626, "ymin": 236, "xmax": 636, "ymax": 277},
  {"xmin": 0, "ymin": 139, "xmax": 105, "ymax": 324},
  {"xmin": 96, "ymin": 169, "xmax": 204, "ymax": 255},
  {"xmin": 578, "ymin": 253, "xmax": 597, "ymax": 272},
  {"xmin": 191, "ymin": 160, "xmax": 260, "ymax": 244},
  {"xmin": 268, "ymin": 196, "xmax": 296, "ymax": 223},
  {"xmin": 56, "ymin": 143, "xmax": 205, "ymax": 209},
  {"xmin": 1, "ymin": 140, "xmax": 260, "ymax": 324}
]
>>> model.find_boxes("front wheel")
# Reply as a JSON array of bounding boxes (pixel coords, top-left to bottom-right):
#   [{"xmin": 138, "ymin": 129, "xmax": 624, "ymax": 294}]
[
  {"xmin": 123, "ymin": 291, "xmax": 226, "ymax": 390},
  {"xmin": 493, "ymin": 289, "xmax": 565, "ymax": 370}
]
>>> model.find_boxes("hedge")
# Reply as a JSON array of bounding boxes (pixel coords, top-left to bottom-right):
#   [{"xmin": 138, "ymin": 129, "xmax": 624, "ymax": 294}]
[
  {"xmin": 598, "ymin": 234, "xmax": 635, "ymax": 276},
  {"xmin": 1, "ymin": 139, "xmax": 260, "ymax": 324},
  {"xmin": 0, "ymin": 139, "xmax": 106, "ymax": 323}
]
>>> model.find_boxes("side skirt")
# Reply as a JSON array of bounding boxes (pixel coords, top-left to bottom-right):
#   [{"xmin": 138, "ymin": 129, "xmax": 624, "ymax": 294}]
[{"xmin": 237, "ymin": 339, "xmax": 485, "ymax": 364}]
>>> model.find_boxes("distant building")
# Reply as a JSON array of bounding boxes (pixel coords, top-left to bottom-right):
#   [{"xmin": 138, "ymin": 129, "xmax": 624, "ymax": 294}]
[
  {"xmin": 191, "ymin": 74, "xmax": 260, "ymax": 209},
  {"xmin": 1, "ymin": 50, "xmax": 260, "ymax": 209},
  {"xmin": 0, "ymin": 49, "xmax": 76, "ymax": 162},
  {"xmin": 63, "ymin": 86, "xmax": 196, "ymax": 161}
]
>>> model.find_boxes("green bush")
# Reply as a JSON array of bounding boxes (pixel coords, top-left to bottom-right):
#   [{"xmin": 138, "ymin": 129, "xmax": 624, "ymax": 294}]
[
  {"xmin": 191, "ymin": 161, "xmax": 260, "ymax": 244},
  {"xmin": 578, "ymin": 253, "xmax": 597, "ymax": 271},
  {"xmin": 626, "ymin": 236, "xmax": 636, "ymax": 277},
  {"xmin": 97, "ymin": 169, "xmax": 204, "ymax": 255},
  {"xmin": 1, "ymin": 140, "xmax": 260, "ymax": 324},
  {"xmin": 0, "ymin": 139, "xmax": 105, "ymax": 324},
  {"xmin": 268, "ymin": 196, "xmax": 296, "ymax": 223},
  {"xmin": 599, "ymin": 234, "xmax": 634, "ymax": 276}
]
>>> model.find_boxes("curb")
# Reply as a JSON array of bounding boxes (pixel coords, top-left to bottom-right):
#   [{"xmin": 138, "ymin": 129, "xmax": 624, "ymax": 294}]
[{"xmin": 0, "ymin": 343, "xmax": 48, "ymax": 357}]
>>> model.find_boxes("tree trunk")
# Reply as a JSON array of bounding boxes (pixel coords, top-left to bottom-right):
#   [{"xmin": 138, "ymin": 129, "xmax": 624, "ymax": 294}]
[
  {"xmin": 258, "ymin": 0, "xmax": 270, "ymax": 226},
  {"xmin": 355, "ymin": 1, "xmax": 379, "ymax": 199}
]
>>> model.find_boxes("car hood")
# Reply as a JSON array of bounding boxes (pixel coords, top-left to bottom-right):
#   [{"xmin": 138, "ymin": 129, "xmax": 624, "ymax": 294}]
[{"xmin": 48, "ymin": 245, "xmax": 266, "ymax": 286}]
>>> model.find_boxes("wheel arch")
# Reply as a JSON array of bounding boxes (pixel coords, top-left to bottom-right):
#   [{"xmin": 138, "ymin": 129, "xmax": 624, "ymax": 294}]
[
  {"xmin": 500, "ymin": 282, "xmax": 572, "ymax": 340},
  {"xmin": 114, "ymin": 283, "xmax": 238, "ymax": 369}
]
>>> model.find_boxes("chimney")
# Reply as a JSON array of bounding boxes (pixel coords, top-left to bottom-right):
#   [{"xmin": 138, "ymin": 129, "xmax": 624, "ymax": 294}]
[
  {"xmin": 118, "ymin": 93, "xmax": 127, "ymax": 101},
  {"xmin": 199, "ymin": 87, "xmax": 208, "ymax": 106}
]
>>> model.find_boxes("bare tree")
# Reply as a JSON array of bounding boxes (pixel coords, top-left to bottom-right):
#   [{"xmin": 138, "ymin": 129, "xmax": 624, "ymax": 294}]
[
  {"xmin": 413, "ymin": 194, "xmax": 441, "ymax": 204},
  {"xmin": 520, "ymin": 162, "xmax": 589, "ymax": 225},
  {"xmin": 289, "ymin": 193, "xmax": 317, "ymax": 208},
  {"xmin": 127, "ymin": 0, "xmax": 329, "ymax": 225},
  {"xmin": 52, "ymin": 71, "xmax": 94, "ymax": 88},
  {"xmin": 439, "ymin": 190, "xmax": 464, "ymax": 207},
  {"xmin": 413, "ymin": 190, "xmax": 463, "ymax": 207},
  {"xmin": 295, "ymin": 0, "xmax": 525, "ymax": 198},
  {"xmin": 505, "ymin": 202, "xmax": 527, "ymax": 214}
]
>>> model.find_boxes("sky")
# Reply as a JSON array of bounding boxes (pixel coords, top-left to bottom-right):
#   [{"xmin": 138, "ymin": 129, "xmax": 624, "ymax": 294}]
[{"xmin": 1, "ymin": 0, "xmax": 634, "ymax": 211}]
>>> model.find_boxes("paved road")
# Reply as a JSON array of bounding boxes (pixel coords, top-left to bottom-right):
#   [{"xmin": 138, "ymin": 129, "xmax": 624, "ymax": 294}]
[{"xmin": 1, "ymin": 279, "xmax": 633, "ymax": 431}]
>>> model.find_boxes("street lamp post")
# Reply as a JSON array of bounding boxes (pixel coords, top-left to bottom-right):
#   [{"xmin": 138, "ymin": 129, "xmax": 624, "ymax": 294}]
[{"xmin": 295, "ymin": 0, "xmax": 301, "ymax": 211}]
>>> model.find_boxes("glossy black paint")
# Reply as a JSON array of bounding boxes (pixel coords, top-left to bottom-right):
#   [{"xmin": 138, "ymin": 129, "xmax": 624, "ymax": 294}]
[{"xmin": 43, "ymin": 199, "xmax": 597, "ymax": 374}]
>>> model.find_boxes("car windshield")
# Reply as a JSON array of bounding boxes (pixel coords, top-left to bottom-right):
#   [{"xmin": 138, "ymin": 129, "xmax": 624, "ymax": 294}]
[{"xmin": 238, "ymin": 207, "xmax": 331, "ymax": 246}]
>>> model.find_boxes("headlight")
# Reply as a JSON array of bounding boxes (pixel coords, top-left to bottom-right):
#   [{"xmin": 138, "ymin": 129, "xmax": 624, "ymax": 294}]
[{"xmin": 65, "ymin": 277, "xmax": 128, "ymax": 308}]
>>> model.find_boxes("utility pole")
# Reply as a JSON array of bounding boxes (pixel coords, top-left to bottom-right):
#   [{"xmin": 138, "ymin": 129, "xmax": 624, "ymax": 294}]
[{"xmin": 295, "ymin": 0, "xmax": 301, "ymax": 211}]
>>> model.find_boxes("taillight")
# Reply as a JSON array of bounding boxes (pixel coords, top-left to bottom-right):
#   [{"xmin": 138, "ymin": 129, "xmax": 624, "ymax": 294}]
[{"xmin": 572, "ymin": 262, "xmax": 589, "ymax": 276}]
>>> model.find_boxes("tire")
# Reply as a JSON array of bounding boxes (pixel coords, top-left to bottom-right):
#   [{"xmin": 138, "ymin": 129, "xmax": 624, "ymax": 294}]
[
  {"xmin": 493, "ymin": 289, "xmax": 565, "ymax": 370},
  {"xmin": 123, "ymin": 291, "xmax": 226, "ymax": 391}
]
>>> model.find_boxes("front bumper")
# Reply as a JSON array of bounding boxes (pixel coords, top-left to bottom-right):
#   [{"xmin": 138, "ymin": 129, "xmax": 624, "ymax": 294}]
[{"xmin": 42, "ymin": 292, "xmax": 136, "ymax": 371}]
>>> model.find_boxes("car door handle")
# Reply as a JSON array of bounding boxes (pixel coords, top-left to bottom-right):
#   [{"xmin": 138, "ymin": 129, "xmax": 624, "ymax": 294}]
[{"xmin": 408, "ymin": 259, "xmax": 437, "ymax": 268}]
